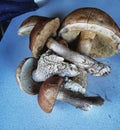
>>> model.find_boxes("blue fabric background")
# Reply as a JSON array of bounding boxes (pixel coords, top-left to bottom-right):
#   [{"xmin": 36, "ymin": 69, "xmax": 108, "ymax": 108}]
[
  {"xmin": 0, "ymin": 0, "xmax": 38, "ymax": 22},
  {"xmin": 0, "ymin": 0, "xmax": 120, "ymax": 130}
]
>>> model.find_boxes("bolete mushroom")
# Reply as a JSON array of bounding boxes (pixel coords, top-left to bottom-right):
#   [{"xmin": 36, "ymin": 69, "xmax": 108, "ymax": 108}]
[
  {"xmin": 29, "ymin": 17, "xmax": 60, "ymax": 58},
  {"xmin": 18, "ymin": 15, "xmax": 49, "ymax": 36},
  {"xmin": 46, "ymin": 38, "xmax": 111, "ymax": 76},
  {"xmin": 59, "ymin": 7, "xmax": 120, "ymax": 57},
  {"xmin": 16, "ymin": 57, "xmax": 42, "ymax": 95},
  {"xmin": 38, "ymin": 76, "xmax": 104, "ymax": 113}
]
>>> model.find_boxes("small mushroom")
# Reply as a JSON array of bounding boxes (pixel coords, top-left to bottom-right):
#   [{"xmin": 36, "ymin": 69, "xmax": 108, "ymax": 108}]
[
  {"xmin": 29, "ymin": 17, "xmax": 60, "ymax": 58},
  {"xmin": 18, "ymin": 16, "xmax": 49, "ymax": 36},
  {"xmin": 16, "ymin": 57, "xmax": 42, "ymax": 95},
  {"xmin": 38, "ymin": 76, "xmax": 104, "ymax": 113},
  {"xmin": 47, "ymin": 38, "xmax": 111, "ymax": 76},
  {"xmin": 59, "ymin": 8, "xmax": 120, "ymax": 57}
]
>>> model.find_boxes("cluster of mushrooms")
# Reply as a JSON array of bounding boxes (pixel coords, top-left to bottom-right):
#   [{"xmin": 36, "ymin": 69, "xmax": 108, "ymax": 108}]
[{"xmin": 16, "ymin": 7, "xmax": 120, "ymax": 113}]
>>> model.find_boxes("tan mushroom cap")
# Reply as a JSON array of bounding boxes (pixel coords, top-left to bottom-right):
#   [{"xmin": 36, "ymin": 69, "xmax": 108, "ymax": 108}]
[
  {"xmin": 18, "ymin": 15, "xmax": 49, "ymax": 36},
  {"xmin": 38, "ymin": 76, "xmax": 63, "ymax": 113},
  {"xmin": 30, "ymin": 17, "xmax": 60, "ymax": 58},
  {"xmin": 16, "ymin": 58, "xmax": 42, "ymax": 95},
  {"xmin": 59, "ymin": 7, "xmax": 120, "ymax": 58}
]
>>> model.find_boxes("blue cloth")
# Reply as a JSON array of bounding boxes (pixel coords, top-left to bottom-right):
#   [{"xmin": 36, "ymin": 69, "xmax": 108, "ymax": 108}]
[{"xmin": 0, "ymin": 0, "xmax": 38, "ymax": 22}]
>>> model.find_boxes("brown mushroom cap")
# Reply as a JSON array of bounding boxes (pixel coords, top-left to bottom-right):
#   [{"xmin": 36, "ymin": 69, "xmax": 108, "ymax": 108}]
[
  {"xmin": 29, "ymin": 17, "xmax": 60, "ymax": 58},
  {"xmin": 38, "ymin": 76, "xmax": 63, "ymax": 113},
  {"xmin": 16, "ymin": 57, "xmax": 42, "ymax": 95},
  {"xmin": 18, "ymin": 15, "xmax": 49, "ymax": 36},
  {"xmin": 59, "ymin": 7, "xmax": 120, "ymax": 58}
]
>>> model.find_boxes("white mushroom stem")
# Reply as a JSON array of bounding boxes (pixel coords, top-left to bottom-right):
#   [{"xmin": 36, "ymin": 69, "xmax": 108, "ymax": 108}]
[
  {"xmin": 32, "ymin": 50, "xmax": 80, "ymax": 82},
  {"xmin": 47, "ymin": 38, "xmax": 111, "ymax": 76},
  {"xmin": 77, "ymin": 31, "xmax": 96, "ymax": 55},
  {"xmin": 56, "ymin": 89, "xmax": 104, "ymax": 111},
  {"xmin": 62, "ymin": 78, "xmax": 86, "ymax": 94}
]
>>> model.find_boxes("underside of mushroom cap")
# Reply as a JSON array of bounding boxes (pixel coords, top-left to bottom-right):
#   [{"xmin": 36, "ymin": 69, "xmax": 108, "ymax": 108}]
[
  {"xmin": 59, "ymin": 7, "xmax": 120, "ymax": 58},
  {"xmin": 18, "ymin": 15, "xmax": 49, "ymax": 36},
  {"xmin": 30, "ymin": 17, "xmax": 60, "ymax": 58},
  {"xmin": 16, "ymin": 58, "xmax": 42, "ymax": 95},
  {"xmin": 38, "ymin": 76, "xmax": 63, "ymax": 113}
]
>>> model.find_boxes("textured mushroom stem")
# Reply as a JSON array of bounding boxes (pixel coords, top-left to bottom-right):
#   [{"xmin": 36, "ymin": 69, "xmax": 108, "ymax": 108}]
[
  {"xmin": 62, "ymin": 79, "xmax": 86, "ymax": 94},
  {"xmin": 32, "ymin": 51, "xmax": 80, "ymax": 82},
  {"xmin": 47, "ymin": 38, "xmax": 111, "ymax": 76},
  {"xmin": 77, "ymin": 31, "xmax": 96, "ymax": 55},
  {"xmin": 57, "ymin": 90, "xmax": 104, "ymax": 111}
]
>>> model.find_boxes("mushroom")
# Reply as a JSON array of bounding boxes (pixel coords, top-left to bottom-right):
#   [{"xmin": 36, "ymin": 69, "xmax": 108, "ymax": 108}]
[
  {"xmin": 29, "ymin": 17, "xmax": 60, "ymax": 58},
  {"xmin": 18, "ymin": 15, "xmax": 49, "ymax": 36},
  {"xmin": 16, "ymin": 57, "xmax": 42, "ymax": 95},
  {"xmin": 38, "ymin": 76, "xmax": 104, "ymax": 113},
  {"xmin": 59, "ymin": 7, "xmax": 120, "ymax": 57},
  {"xmin": 46, "ymin": 38, "xmax": 111, "ymax": 76}
]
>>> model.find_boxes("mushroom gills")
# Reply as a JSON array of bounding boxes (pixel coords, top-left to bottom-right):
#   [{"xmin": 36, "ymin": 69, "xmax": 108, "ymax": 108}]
[{"xmin": 90, "ymin": 34, "xmax": 117, "ymax": 57}]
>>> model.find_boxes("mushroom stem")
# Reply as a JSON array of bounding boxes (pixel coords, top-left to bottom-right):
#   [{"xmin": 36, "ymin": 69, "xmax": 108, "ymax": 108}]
[
  {"xmin": 62, "ymin": 78, "xmax": 86, "ymax": 94},
  {"xmin": 77, "ymin": 31, "xmax": 96, "ymax": 55},
  {"xmin": 47, "ymin": 38, "xmax": 111, "ymax": 76},
  {"xmin": 32, "ymin": 51, "xmax": 80, "ymax": 82},
  {"xmin": 57, "ymin": 89, "xmax": 104, "ymax": 111}
]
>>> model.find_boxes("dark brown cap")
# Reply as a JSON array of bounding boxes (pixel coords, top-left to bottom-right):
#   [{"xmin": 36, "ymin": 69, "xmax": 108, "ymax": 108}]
[{"xmin": 29, "ymin": 17, "xmax": 60, "ymax": 58}]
